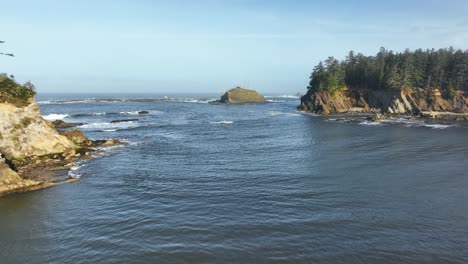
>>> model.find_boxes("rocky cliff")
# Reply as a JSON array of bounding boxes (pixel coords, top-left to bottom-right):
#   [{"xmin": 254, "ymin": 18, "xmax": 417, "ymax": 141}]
[
  {"xmin": 218, "ymin": 87, "xmax": 265, "ymax": 104},
  {"xmin": 0, "ymin": 99, "xmax": 77, "ymax": 159},
  {"xmin": 299, "ymin": 88, "xmax": 468, "ymax": 119},
  {"xmin": 0, "ymin": 76, "xmax": 126, "ymax": 196},
  {"xmin": 0, "ymin": 96, "xmax": 81, "ymax": 196}
]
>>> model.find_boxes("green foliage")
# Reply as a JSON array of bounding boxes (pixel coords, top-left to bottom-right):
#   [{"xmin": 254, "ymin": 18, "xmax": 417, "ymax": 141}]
[
  {"xmin": 446, "ymin": 82, "xmax": 456, "ymax": 99},
  {"xmin": 20, "ymin": 117, "xmax": 34, "ymax": 127},
  {"xmin": 0, "ymin": 73, "xmax": 36, "ymax": 107},
  {"xmin": 308, "ymin": 58, "xmax": 345, "ymax": 92},
  {"xmin": 308, "ymin": 47, "xmax": 468, "ymax": 94}
]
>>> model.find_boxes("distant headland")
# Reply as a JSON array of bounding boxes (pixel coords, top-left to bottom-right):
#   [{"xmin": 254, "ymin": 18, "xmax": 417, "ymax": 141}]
[{"xmin": 299, "ymin": 48, "xmax": 468, "ymax": 120}]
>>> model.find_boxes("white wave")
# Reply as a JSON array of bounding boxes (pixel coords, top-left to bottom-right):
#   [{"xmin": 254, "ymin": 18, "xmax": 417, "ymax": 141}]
[
  {"xmin": 119, "ymin": 110, "xmax": 163, "ymax": 115},
  {"xmin": 265, "ymin": 95, "xmax": 301, "ymax": 99},
  {"xmin": 424, "ymin": 124, "xmax": 453, "ymax": 129},
  {"xmin": 79, "ymin": 121, "xmax": 140, "ymax": 131},
  {"xmin": 42, "ymin": 113, "xmax": 69, "ymax": 121},
  {"xmin": 48, "ymin": 99, "xmax": 96, "ymax": 104},
  {"xmin": 210, "ymin": 120, "xmax": 234, "ymax": 124},
  {"xmin": 68, "ymin": 163, "xmax": 84, "ymax": 179},
  {"xmin": 266, "ymin": 99, "xmax": 283, "ymax": 103},
  {"xmin": 182, "ymin": 99, "xmax": 214, "ymax": 104},
  {"xmin": 299, "ymin": 111, "xmax": 319, "ymax": 117},
  {"xmin": 120, "ymin": 111, "xmax": 140, "ymax": 115},
  {"xmin": 37, "ymin": 100, "xmax": 51, "ymax": 105},
  {"xmin": 270, "ymin": 111, "xmax": 301, "ymax": 117},
  {"xmin": 359, "ymin": 121, "xmax": 383, "ymax": 126},
  {"xmin": 101, "ymin": 129, "xmax": 118, "ymax": 132}
]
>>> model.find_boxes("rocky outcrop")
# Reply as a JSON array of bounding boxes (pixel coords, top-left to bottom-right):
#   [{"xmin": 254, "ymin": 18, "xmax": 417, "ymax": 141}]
[
  {"xmin": 52, "ymin": 119, "xmax": 84, "ymax": 128},
  {"xmin": 0, "ymin": 100, "xmax": 77, "ymax": 160},
  {"xmin": 0, "ymin": 91, "xmax": 125, "ymax": 197},
  {"xmin": 299, "ymin": 88, "xmax": 468, "ymax": 118},
  {"xmin": 0, "ymin": 153, "xmax": 42, "ymax": 195},
  {"xmin": 217, "ymin": 87, "xmax": 265, "ymax": 104}
]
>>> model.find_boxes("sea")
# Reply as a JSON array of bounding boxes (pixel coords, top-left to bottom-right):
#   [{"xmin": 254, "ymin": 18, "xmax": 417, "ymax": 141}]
[{"xmin": 1, "ymin": 93, "xmax": 468, "ymax": 264}]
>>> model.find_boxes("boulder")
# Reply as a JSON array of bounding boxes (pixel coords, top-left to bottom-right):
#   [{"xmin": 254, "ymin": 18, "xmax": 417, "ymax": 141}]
[
  {"xmin": 59, "ymin": 129, "xmax": 89, "ymax": 145},
  {"xmin": 218, "ymin": 87, "xmax": 265, "ymax": 104},
  {"xmin": 52, "ymin": 119, "xmax": 84, "ymax": 128}
]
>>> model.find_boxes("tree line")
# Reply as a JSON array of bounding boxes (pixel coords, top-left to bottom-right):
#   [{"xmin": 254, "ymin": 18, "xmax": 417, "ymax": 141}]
[{"xmin": 308, "ymin": 47, "xmax": 468, "ymax": 96}]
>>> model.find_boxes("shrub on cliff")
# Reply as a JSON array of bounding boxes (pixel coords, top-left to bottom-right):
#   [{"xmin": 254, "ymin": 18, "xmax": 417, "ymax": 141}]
[{"xmin": 0, "ymin": 74, "xmax": 36, "ymax": 107}]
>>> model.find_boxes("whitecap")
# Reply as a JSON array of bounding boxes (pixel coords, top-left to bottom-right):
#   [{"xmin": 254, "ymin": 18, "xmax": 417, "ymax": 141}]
[
  {"xmin": 299, "ymin": 111, "xmax": 319, "ymax": 117},
  {"xmin": 265, "ymin": 95, "xmax": 301, "ymax": 99},
  {"xmin": 42, "ymin": 113, "xmax": 69, "ymax": 121},
  {"xmin": 182, "ymin": 99, "xmax": 214, "ymax": 104},
  {"xmin": 359, "ymin": 120, "xmax": 383, "ymax": 126},
  {"xmin": 210, "ymin": 120, "xmax": 234, "ymax": 124},
  {"xmin": 270, "ymin": 111, "xmax": 301, "ymax": 117},
  {"xmin": 79, "ymin": 121, "xmax": 140, "ymax": 131},
  {"xmin": 120, "ymin": 111, "xmax": 140, "ymax": 115},
  {"xmin": 68, "ymin": 163, "xmax": 84, "ymax": 178},
  {"xmin": 424, "ymin": 124, "xmax": 453, "ymax": 129}
]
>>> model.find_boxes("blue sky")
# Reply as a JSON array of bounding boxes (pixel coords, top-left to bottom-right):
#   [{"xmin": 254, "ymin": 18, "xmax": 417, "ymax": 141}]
[{"xmin": 1, "ymin": 0, "xmax": 468, "ymax": 94}]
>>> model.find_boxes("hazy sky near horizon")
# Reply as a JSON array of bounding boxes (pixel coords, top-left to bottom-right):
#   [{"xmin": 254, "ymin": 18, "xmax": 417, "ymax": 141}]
[{"xmin": 1, "ymin": 0, "xmax": 468, "ymax": 94}]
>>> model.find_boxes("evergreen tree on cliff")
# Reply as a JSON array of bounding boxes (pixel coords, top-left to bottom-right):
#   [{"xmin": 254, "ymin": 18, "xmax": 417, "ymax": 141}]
[{"xmin": 308, "ymin": 47, "xmax": 468, "ymax": 95}]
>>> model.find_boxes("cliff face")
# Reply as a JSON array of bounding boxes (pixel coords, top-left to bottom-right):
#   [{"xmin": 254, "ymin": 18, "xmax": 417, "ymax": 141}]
[
  {"xmin": 0, "ymin": 98, "xmax": 79, "ymax": 196},
  {"xmin": 299, "ymin": 88, "xmax": 468, "ymax": 116},
  {"xmin": 0, "ymin": 154, "xmax": 41, "ymax": 195},
  {"xmin": 0, "ymin": 99, "xmax": 77, "ymax": 160},
  {"xmin": 219, "ymin": 87, "xmax": 265, "ymax": 104}
]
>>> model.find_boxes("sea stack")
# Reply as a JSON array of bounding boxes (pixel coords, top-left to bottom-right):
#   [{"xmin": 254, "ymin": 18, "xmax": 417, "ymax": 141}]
[{"xmin": 218, "ymin": 87, "xmax": 265, "ymax": 104}]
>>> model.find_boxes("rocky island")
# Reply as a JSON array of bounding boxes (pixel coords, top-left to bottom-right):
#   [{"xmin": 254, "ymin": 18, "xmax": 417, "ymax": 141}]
[
  {"xmin": 299, "ymin": 48, "xmax": 468, "ymax": 120},
  {"xmin": 217, "ymin": 87, "xmax": 265, "ymax": 104},
  {"xmin": 0, "ymin": 75, "xmax": 123, "ymax": 196}
]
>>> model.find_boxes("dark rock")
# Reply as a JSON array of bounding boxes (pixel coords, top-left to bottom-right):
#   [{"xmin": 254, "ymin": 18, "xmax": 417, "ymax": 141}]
[
  {"xmin": 52, "ymin": 120, "xmax": 84, "ymax": 128},
  {"xmin": 368, "ymin": 113, "xmax": 384, "ymax": 122},
  {"xmin": 110, "ymin": 119, "xmax": 138, "ymax": 123},
  {"xmin": 59, "ymin": 129, "xmax": 89, "ymax": 145},
  {"xmin": 138, "ymin": 111, "xmax": 149, "ymax": 115}
]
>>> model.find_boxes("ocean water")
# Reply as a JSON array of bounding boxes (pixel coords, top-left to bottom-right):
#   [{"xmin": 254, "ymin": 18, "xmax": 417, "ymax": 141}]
[{"xmin": 1, "ymin": 93, "xmax": 468, "ymax": 264}]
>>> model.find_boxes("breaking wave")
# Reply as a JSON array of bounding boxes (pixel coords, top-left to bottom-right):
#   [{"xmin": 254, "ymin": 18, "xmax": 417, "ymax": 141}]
[
  {"xmin": 210, "ymin": 120, "xmax": 234, "ymax": 124},
  {"xmin": 38, "ymin": 97, "xmax": 217, "ymax": 105},
  {"xmin": 42, "ymin": 113, "xmax": 69, "ymax": 121},
  {"xmin": 79, "ymin": 121, "xmax": 141, "ymax": 131}
]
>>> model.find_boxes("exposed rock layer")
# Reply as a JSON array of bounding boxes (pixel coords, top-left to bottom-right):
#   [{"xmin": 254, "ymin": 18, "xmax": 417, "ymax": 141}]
[
  {"xmin": 299, "ymin": 88, "xmax": 468, "ymax": 118},
  {"xmin": 0, "ymin": 154, "xmax": 42, "ymax": 195}
]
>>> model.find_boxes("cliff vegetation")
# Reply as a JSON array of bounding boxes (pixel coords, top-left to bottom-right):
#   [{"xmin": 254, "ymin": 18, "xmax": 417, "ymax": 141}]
[
  {"xmin": 301, "ymin": 48, "xmax": 468, "ymax": 116},
  {"xmin": 0, "ymin": 73, "xmax": 36, "ymax": 107}
]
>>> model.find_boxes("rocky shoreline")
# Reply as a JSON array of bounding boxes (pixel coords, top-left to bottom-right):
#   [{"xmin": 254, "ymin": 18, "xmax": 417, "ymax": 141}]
[
  {"xmin": 298, "ymin": 88, "xmax": 468, "ymax": 121},
  {"xmin": 0, "ymin": 90, "xmax": 125, "ymax": 197}
]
